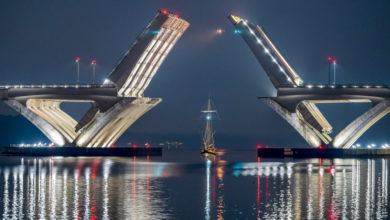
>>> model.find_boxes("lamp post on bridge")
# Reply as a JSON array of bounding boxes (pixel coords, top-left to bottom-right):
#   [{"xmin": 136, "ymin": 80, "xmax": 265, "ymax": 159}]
[
  {"xmin": 91, "ymin": 59, "xmax": 96, "ymax": 84},
  {"xmin": 333, "ymin": 59, "xmax": 337, "ymax": 85},
  {"xmin": 75, "ymin": 57, "xmax": 80, "ymax": 84},
  {"xmin": 327, "ymin": 57, "xmax": 332, "ymax": 85}
]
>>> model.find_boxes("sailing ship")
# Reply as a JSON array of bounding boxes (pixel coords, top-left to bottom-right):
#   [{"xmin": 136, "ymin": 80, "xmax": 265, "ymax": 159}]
[{"xmin": 201, "ymin": 99, "xmax": 217, "ymax": 155}]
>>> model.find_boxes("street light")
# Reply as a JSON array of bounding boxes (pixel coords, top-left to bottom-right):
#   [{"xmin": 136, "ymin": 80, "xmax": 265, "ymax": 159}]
[
  {"xmin": 327, "ymin": 57, "xmax": 332, "ymax": 85},
  {"xmin": 75, "ymin": 57, "xmax": 80, "ymax": 84},
  {"xmin": 333, "ymin": 59, "xmax": 337, "ymax": 85},
  {"xmin": 91, "ymin": 59, "xmax": 96, "ymax": 84}
]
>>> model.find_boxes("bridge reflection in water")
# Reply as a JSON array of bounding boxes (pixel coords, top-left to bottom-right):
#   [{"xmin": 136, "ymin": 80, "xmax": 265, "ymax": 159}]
[
  {"xmin": 233, "ymin": 158, "xmax": 388, "ymax": 219},
  {"xmin": 0, "ymin": 157, "xmax": 177, "ymax": 219},
  {"xmin": 0, "ymin": 153, "xmax": 388, "ymax": 219}
]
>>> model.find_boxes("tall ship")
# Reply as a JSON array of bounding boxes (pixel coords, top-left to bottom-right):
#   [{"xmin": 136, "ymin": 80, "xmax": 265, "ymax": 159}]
[{"xmin": 201, "ymin": 99, "xmax": 217, "ymax": 155}]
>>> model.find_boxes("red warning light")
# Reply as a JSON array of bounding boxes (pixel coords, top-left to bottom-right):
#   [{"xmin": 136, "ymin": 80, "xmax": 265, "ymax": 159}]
[
  {"xmin": 91, "ymin": 59, "xmax": 96, "ymax": 64},
  {"xmin": 333, "ymin": 59, "xmax": 337, "ymax": 64},
  {"xmin": 161, "ymin": 10, "xmax": 168, "ymax": 14},
  {"xmin": 75, "ymin": 57, "xmax": 80, "ymax": 62},
  {"xmin": 319, "ymin": 145, "xmax": 323, "ymax": 149},
  {"xmin": 327, "ymin": 57, "xmax": 332, "ymax": 61},
  {"xmin": 174, "ymin": 14, "xmax": 179, "ymax": 18},
  {"xmin": 111, "ymin": 144, "xmax": 115, "ymax": 148},
  {"xmin": 146, "ymin": 144, "xmax": 150, "ymax": 148},
  {"xmin": 257, "ymin": 145, "xmax": 261, "ymax": 149},
  {"xmin": 133, "ymin": 144, "xmax": 137, "ymax": 149}
]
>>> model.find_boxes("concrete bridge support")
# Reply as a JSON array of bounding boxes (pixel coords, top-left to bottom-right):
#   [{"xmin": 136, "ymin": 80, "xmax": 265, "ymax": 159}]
[
  {"xmin": 4, "ymin": 100, "xmax": 69, "ymax": 146},
  {"xmin": 262, "ymin": 98, "xmax": 324, "ymax": 148},
  {"xmin": 263, "ymin": 98, "xmax": 390, "ymax": 148},
  {"xmin": 4, "ymin": 97, "xmax": 161, "ymax": 147},
  {"xmin": 333, "ymin": 100, "xmax": 390, "ymax": 149},
  {"xmin": 74, "ymin": 97, "xmax": 161, "ymax": 147}
]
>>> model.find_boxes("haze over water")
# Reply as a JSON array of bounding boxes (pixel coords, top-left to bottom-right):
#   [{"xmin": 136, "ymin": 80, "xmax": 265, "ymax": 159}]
[{"xmin": 0, "ymin": 149, "xmax": 388, "ymax": 219}]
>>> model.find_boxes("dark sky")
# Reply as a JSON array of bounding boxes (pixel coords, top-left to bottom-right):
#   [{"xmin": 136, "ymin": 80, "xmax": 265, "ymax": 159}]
[{"xmin": 0, "ymin": 0, "xmax": 389, "ymax": 148}]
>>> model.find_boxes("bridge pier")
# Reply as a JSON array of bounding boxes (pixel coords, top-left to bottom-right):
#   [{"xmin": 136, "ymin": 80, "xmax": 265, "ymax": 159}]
[
  {"xmin": 4, "ymin": 100, "xmax": 68, "ymax": 146},
  {"xmin": 262, "ymin": 98, "xmax": 323, "ymax": 148},
  {"xmin": 74, "ymin": 97, "xmax": 161, "ymax": 147},
  {"xmin": 333, "ymin": 100, "xmax": 390, "ymax": 148},
  {"xmin": 263, "ymin": 98, "xmax": 390, "ymax": 149}
]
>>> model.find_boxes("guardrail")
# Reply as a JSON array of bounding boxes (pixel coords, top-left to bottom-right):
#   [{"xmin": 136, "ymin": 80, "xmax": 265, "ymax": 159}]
[
  {"xmin": 0, "ymin": 84, "xmax": 116, "ymax": 89},
  {"xmin": 280, "ymin": 84, "xmax": 390, "ymax": 89}
]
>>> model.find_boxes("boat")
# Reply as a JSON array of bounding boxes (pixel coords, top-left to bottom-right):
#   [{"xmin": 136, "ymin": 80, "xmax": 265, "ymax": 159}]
[{"xmin": 201, "ymin": 99, "xmax": 217, "ymax": 155}]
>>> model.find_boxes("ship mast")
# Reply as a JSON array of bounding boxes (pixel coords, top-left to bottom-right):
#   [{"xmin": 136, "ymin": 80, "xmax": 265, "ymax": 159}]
[{"xmin": 201, "ymin": 99, "xmax": 217, "ymax": 150}]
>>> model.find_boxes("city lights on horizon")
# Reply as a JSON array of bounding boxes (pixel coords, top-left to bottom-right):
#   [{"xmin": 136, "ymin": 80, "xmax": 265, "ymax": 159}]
[{"xmin": 350, "ymin": 143, "xmax": 389, "ymax": 149}]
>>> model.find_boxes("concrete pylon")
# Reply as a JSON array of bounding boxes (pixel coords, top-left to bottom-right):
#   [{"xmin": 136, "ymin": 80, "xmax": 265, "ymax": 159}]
[
  {"xmin": 263, "ymin": 98, "xmax": 390, "ymax": 148},
  {"xmin": 262, "ymin": 98, "xmax": 323, "ymax": 148},
  {"xmin": 74, "ymin": 97, "xmax": 161, "ymax": 147},
  {"xmin": 4, "ymin": 100, "xmax": 68, "ymax": 146},
  {"xmin": 333, "ymin": 100, "xmax": 390, "ymax": 148}
]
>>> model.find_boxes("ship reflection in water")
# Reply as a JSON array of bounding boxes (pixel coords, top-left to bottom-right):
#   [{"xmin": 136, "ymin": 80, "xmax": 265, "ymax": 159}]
[{"xmin": 0, "ymin": 150, "xmax": 389, "ymax": 219}]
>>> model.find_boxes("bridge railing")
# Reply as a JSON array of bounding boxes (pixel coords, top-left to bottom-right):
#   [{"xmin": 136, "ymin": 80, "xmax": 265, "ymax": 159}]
[
  {"xmin": 280, "ymin": 84, "xmax": 390, "ymax": 89},
  {"xmin": 0, "ymin": 84, "xmax": 116, "ymax": 89}
]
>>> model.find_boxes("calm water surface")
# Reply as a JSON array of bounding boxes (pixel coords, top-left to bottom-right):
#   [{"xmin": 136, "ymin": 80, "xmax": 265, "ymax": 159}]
[{"xmin": 0, "ymin": 149, "xmax": 388, "ymax": 219}]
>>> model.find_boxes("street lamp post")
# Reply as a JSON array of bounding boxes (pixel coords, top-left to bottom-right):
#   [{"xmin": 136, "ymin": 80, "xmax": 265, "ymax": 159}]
[
  {"xmin": 75, "ymin": 57, "xmax": 80, "ymax": 84},
  {"xmin": 327, "ymin": 57, "xmax": 332, "ymax": 85},
  {"xmin": 91, "ymin": 59, "xmax": 96, "ymax": 84},
  {"xmin": 333, "ymin": 59, "xmax": 337, "ymax": 85}
]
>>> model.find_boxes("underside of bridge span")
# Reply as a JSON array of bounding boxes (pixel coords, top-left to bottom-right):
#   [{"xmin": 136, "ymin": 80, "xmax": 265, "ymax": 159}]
[
  {"xmin": 229, "ymin": 14, "xmax": 390, "ymax": 148},
  {"xmin": 0, "ymin": 10, "xmax": 189, "ymax": 147}
]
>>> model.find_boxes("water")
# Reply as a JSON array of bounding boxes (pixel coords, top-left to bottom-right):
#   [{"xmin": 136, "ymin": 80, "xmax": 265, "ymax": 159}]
[{"xmin": 0, "ymin": 149, "xmax": 388, "ymax": 219}]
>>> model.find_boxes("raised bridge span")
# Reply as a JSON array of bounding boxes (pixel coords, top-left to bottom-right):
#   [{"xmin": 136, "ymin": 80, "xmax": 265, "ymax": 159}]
[
  {"xmin": 229, "ymin": 15, "xmax": 390, "ymax": 149},
  {"xmin": 0, "ymin": 11, "xmax": 189, "ymax": 147}
]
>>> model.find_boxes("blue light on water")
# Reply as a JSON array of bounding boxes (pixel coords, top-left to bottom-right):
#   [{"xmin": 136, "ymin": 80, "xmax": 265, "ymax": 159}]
[{"xmin": 234, "ymin": 29, "xmax": 242, "ymax": 34}]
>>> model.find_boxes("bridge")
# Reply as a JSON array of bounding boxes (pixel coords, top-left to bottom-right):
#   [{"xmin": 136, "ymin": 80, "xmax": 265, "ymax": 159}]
[
  {"xmin": 229, "ymin": 15, "xmax": 390, "ymax": 149},
  {"xmin": 0, "ymin": 10, "xmax": 189, "ymax": 147}
]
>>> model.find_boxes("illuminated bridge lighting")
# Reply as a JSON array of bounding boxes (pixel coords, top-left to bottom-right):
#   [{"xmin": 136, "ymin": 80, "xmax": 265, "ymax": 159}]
[
  {"xmin": 3, "ymin": 84, "xmax": 384, "ymax": 89},
  {"xmin": 0, "ymin": 84, "xmax": 118, "ymax": 89},
  {"xmin": 241, "ymin": 23, "xmax": 298, "ymax": 87},
  {"xmin": 290, "ymin": 84, "xmax": 390, "ymax": 89}
]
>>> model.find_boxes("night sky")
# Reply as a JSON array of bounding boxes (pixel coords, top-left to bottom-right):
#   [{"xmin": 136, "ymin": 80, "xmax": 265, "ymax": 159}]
[{"xmin": 0, "ymin": 0, "xmax": 389, "ymax": 148}]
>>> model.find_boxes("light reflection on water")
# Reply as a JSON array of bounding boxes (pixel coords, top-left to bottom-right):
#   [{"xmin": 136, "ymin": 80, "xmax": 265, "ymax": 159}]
[
  {"xmin": 233, "ymin": 157, "xmax": 389, "ymax": 219},
  {"xmin": 0, "ymin": 150, "xmax": 389, "ymax": 219},
  {"xmin": 0, "ymin": 156, "xmax": 176, "ymax": 219}
]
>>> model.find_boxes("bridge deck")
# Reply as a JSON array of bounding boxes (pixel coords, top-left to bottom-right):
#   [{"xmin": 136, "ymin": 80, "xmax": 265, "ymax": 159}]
[{"xmin": 269, "ymin": 86, "xmax": 390, "ymax": 111}]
